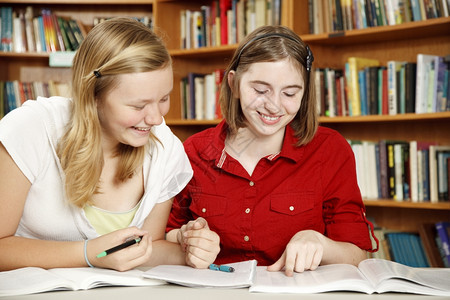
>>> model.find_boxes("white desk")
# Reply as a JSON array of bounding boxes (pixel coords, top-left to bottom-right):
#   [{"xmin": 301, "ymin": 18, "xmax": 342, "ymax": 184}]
[{"xmin": 5, "ymin": 285, "xmax": 450, "ymax": 300}]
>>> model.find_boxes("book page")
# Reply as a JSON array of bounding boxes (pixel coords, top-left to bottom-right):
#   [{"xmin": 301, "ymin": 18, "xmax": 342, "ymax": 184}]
[
  {"xmin": 142, "ymin": 260, "xmax": 256, "ymax": 288},
  {"xmin": 359, "ymin": 258, "xmax": 450, "ymax": 296},
  {"xmin": 249, "ymin": 264, "xmax": 375, "ymax": 294},
  {"xmin": 0, "ymin": 267, "xmax": 165, "ymax": 297},
  {"xmin": 50, "ymin": 267, "xmax": 166, "ymax": 290},
  {"xmin": 0, "ymin": 267, "xmax": 76, "ymax": 296}
]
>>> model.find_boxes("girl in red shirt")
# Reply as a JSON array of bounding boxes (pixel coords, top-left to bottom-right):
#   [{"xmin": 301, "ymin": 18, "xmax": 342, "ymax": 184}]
[{"xmin": 166, "ymin": 25, "xmax": 377, "ymax": 276}]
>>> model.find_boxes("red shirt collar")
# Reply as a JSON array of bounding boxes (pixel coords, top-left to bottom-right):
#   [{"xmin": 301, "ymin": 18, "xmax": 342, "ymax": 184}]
[{"xmin": 201, "ymin": 120, "xmax": 305, "ymax": 164}]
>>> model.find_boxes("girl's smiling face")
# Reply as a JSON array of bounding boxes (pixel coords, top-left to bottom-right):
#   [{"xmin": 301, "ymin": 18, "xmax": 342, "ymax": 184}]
[
  {"xmin": 234, "ymin": 58, "xmax": 305, "ymax": 138},
  {"xmin": 97, "ymin": 66, "xmax": 173, "ymax": 149}
]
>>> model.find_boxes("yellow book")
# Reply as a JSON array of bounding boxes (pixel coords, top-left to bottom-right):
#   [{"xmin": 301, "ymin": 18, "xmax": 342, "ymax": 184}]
[{"xmin": 347, "ymin": 57, "xmax": 380, "ymax": 116}]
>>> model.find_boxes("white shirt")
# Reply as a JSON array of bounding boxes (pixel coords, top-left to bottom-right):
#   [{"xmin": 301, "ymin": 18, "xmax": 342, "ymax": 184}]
[{"xmin": 0, "ymin": 96, "xmax": 193, "ymax": 240}]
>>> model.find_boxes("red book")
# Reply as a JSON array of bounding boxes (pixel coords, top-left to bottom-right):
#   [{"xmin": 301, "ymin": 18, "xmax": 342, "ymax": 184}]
[{"xmin": 220, "ymin": 0, "xmax": 232, "ymax": 45}]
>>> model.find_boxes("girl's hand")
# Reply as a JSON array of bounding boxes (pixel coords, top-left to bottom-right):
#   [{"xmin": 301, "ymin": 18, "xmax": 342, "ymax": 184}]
[
  {"xmin": 267, "ymin": 230, "xmax": 325, "ymax": 276},
  {"xmin": 181, "ymin": 217, "xmax": 220, "ymax": 269},
  {"xmin": 87, "ymin": 227, "xmax": 151, "ymax": 271}
]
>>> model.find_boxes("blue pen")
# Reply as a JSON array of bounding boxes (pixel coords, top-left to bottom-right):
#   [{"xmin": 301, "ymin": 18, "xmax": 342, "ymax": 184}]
[{"xmin": 208, "ymin": 263, "xmax": 235, "ymax": 273}]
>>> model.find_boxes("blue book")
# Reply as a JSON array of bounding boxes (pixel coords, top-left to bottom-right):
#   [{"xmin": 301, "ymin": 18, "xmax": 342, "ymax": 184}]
[
  {"xmin": 409, "ymin": 234, "xmax": 430, "ymax": 267},
  {"xmin": 386, "ymin": 233, "xmax": 404, "ymax": 264},
  {"xmin": 37, "ymin": 16, "xmax": 47, "ymax": 52},
  {"xmin": 410, "ymin": 0, "xmax": 422, "ymax": 21},
  {"xmin": 398, "ymin": 233, "xmax": 416, "ymax": 267},
  {"xmin": 435, "ymin": 222, "xmax": 450, "ymax": 266},
  {"xmin": 1, "ymin": 7, "xmax": 13, "ymax": 52},
  {"xmin": 5, "ymin": 81, "xmax": 17, "ymax": 114},
  {"xmin": 358, "ymin": 70, "xmax": 368, "ymax": 115}
]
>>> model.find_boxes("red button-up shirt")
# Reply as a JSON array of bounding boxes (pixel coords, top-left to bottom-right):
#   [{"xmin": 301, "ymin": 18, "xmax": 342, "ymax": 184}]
[{"xmin": 167, "ymin": 121, "xmax": 375, "ymax": 266}]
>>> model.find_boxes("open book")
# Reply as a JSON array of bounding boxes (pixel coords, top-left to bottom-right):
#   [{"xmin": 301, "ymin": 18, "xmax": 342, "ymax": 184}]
[
  {"xmin": 142, "ymin": 260, "xmax": 257, "ymax": 288},
  {"xmin": 250, "ymin": 258, "xmax": 450, "ymax": 296},
  {"xmin": 0, "ymin": 266, "xmax": 165, "ymax": 297}
]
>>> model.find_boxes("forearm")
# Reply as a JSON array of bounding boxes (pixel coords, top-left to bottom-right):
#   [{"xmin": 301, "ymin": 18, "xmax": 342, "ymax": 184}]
[
  {"xmin": 0, "ymin": 236, "xmax": 86, "ymax": 271},
  {"xmin": 143, "ymin": 239, "xmax": 186, "ymax": 267},
  {"xmin": 321, "ymin": 236, "xmax": 367, "ymax": 266}
]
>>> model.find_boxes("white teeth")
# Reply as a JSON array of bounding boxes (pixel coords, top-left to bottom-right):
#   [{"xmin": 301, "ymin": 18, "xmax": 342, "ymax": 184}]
[
  {"xmin": 260, "ymin": 114, "xmax": 279, "ymax": 121},
  {"xmin": 134, "ymin": 127, "xmax": 150, "ymax": 132}
]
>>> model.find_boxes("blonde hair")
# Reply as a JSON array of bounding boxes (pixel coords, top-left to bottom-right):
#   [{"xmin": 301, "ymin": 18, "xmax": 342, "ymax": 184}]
[
  {"xmin": 220, "ymin": 25, "xmax": 317, "ymax": 146},
  {"xmin": 57, "ymin": 18, "xmax": 171, "ymax": 207}
]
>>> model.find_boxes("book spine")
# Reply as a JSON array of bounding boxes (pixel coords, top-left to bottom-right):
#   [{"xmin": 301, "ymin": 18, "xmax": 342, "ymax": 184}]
[
  {"xmin": 435, "ymin": 222, "xmax": 450, "ymax": 266},
  {"xmin": 1, "ymin": 7, "xmax": 13, "ymax": 52},
  {"xmin": 387, "ymin": 142, "xmax": 396, "ymax": 199}
]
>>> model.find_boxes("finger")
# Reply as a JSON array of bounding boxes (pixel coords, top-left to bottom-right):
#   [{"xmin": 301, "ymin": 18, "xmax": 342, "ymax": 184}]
[
  {"xmin": 185, "ymin": 247, "xmax": 213, "ymax": 269},
  {"xmin": 284, "ymin": 245, "xmax": 298, "ymax": 276},
  {"xmin": 102, "ymin": 235, "xmax": 152, "ymax": 271},
  {"xmin": 185, "ymin": 236, "xmax": 220, "ymax": 254},
  {"xmin": 302, "ymin": 245, "xmax": 315, "ymax": 271},
  {"xmin": 122, "ymin": 226, "xmax": 148, "ymax": 240},
  {"xmin": 120, "ymin": 234, "xmax": 150, "ymax": 257},
  {"xmin": 185, "ymin": 220, "xmax": 198, "ymax": 231},
  {"xmin": 122, "ymin": 236, "xmax": 153, "ymax": 271},
  {"xmin": 267, "ymin": 251, "xmax": 286, "ymax": 272},
  {"xmin": 184, "ymin": 227, "xmax": 218, "ymax": 241},
  {"xmin": 193, "ymin": 217, "xmax": 208, "ymax": 229},
  {"xmin": 309, "ymin": 247, "xmax": 323, "ymax": 271}
]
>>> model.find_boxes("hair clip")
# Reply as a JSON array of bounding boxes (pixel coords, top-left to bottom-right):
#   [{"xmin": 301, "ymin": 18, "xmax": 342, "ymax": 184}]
[
  {"xmin": 306, "ymin": 45, "xmax": 314, "ymax": 72},
  {"xmin": 93, "ymin": 70, "xmax": 102, "ymax": 78}
]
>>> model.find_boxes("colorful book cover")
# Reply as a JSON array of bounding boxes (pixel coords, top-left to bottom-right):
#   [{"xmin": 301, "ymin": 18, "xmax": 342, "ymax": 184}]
[
  {"xmin": 1, "ymin": 7, "xmax": 13, "ymax": 52},
  {"xmin": 435, "ymin": 221, "xmax": 450, "ymax": 266},
  {"xmin": 347, "ymin": 57, "xmax": 380, "ymax": 116}
]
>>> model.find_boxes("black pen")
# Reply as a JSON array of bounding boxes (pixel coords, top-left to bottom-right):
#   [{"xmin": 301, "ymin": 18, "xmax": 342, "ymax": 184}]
[{"xmin": 96, "ymin": 236, "xmax": 143, "ymax": 258}]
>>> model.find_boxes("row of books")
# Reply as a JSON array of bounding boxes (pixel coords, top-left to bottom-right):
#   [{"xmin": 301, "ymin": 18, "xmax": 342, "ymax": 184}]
[
  {"xmin": 0, "ymin": 80, "xmax": 70, "ymax": 118},
  {"xmin": 309, "ymin": 0, "xmax": 450, "ymax": 34},
  {"xmin": 315, "ymin": 54, "xmax": 450, "ymax": 117},
  {"xmin": 0, "ymin": 6, "xmax": 153, "ymax": 53},
  {"xmin": 350, "ymin": 139, "xmax": 450, "ymax": 202},
  {"xmin": 370, "ymin": 221, "xmax": 450, "ymax": 268},
  {"xmin": 0, "ymin": 6, "xmax": 86, "ymax": 53},
  {"xmin": 180, "ymin": 0, "xmax": 282, "ymax": 49},
  {"xmin": 180, "ymin": 70, "xmax": 225, "ymax": 121}
]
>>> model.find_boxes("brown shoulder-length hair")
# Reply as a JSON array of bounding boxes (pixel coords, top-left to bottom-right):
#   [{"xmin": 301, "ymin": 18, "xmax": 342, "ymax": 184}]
[
  {"xmin": 57, "ymin": 17, "xmax": 171, "ymax": 207},
  {"xmin": 220, "ymin": 25, "xmax": 318, "ymax": 146}
]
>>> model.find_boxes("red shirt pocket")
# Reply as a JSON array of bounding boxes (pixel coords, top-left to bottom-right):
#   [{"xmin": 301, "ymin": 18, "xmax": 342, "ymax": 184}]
[
  {"xmin": 270, "ymin": 192, "xmax": 315, "ymax": 216},
  {"xmin": 190, "ymin": 193, "xmax": 227, "ymax": 232}
]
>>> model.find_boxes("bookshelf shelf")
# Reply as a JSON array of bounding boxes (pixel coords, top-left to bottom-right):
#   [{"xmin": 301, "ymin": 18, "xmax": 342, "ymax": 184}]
[
  {"xmin": 319, "ymin": 112, "xmax": 450, "ymax": 123},
  {"xmin": 364, "ymin": 200, "xmax": 450, "ymax": 210},
  {"xmin": 303, "ymin": 17, "xmax": 450, "ymax": 45},
  {"xmin": 0, "ymin": 52, "xmax": 50, "ymax": 58},
  {"xmin": 166, "ymin": 119, "xmax": 221, "ymax": 126},
  {"xmin": 169, "ymin": 45, "xmax": 237, "ymax": 57}
]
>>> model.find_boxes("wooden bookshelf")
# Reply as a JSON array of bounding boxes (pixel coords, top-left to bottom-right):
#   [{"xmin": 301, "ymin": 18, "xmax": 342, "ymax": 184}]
[{"xmin": 1, "ymin": 0, "xmax": 449, "ymax": 233}]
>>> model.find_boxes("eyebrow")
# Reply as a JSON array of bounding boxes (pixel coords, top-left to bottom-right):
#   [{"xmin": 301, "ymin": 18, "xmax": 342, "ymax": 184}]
[
  {"xmin": 134, "ymin": 90, "xmax": 173, "ymax": 103},
  {"xmin": 250, "ymin": 80, "xmax": 303, "ymax": 89}
]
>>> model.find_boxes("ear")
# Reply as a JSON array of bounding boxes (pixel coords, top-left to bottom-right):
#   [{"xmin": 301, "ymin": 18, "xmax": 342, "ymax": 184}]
[{"xmin": 227, "ymin": 70, "xmax": 236, "ymax": 95}]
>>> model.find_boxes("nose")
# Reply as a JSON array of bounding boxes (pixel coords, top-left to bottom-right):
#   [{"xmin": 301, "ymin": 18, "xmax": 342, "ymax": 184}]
[
  {"xmin": 263, "ymin": 93, "xmax": 281, "ymax": 114},
  {"xmin": 144, "ymin": 105, "xmax": 163, "ymax": 126}
]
